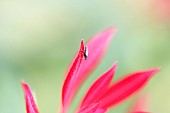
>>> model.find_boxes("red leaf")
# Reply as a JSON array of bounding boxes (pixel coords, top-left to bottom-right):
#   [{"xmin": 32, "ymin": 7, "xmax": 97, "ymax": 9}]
[
  {"xmin": 72, "ymin": 27, "xmax": 117, "ymax": 99},
  {"xmin": 80, "ymin": 62, "xmax": 117, "ymax": 107},
  {"xmin": 78, "ymin": 103, "xmax": 99, "ymax": 113},
  {"xmin": 21, "ymin": 81, "xmax": 39, "ymax": 113},
  {"xmin": 62, "ymin": 40, "xmax": 85, "ymax": 112},
  {"xmin": 100, "ymin": 68, "xmax": 159, "ymax": 108}
]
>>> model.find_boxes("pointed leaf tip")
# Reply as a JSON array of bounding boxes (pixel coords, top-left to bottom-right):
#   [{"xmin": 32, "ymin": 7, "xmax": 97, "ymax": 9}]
[
  {"xmin": 144, "ymin": 68, "xmax": 160, "ymax": 77},
  {"xmin": 105, "ymin": 26, "xmax": 118, "ymax": 34},
  {"xmin": 80, "ymin": 62, "xmax": 118, "ymax": 107},
  {"xmin": 62, "ymin": 40, "xmax": 85, "ymax": 112},
  {"xmin": 100, "ymin": 68, "xmax": 159, "ymax": 109},
  {"xmin": 21, "ymin": 81, "xmax": 39, "ymax": 113},
  {"xmin": 70, "ymin": 27, "xmax": 117, "ymax": 101}
]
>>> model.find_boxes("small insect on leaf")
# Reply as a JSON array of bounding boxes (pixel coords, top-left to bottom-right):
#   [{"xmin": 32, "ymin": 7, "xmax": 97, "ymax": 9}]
[{"xmin": 84, "ymin": 46, "xmax": 88, "ymax": 60}]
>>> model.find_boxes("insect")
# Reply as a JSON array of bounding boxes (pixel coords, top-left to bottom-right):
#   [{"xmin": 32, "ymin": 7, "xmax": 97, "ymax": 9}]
[{"xmin": 84, "ymin": 46, "xmax": 88, "ymax": 60}]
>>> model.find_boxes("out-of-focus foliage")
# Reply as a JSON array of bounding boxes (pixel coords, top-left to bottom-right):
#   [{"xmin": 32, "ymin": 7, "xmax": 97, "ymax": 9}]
[{"xmin": 0, "ymin": 0, "xmax": 170, "ymax": 113}]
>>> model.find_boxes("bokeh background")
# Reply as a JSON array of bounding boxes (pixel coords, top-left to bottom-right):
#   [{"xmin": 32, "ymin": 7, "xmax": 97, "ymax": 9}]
[{"xmin": 0, "ymin": 0, "xmax": 170, "ymax": 113}]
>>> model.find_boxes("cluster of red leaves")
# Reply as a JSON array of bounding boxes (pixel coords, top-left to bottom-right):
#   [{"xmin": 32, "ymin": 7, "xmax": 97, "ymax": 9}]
[{"xmin": 21, "ymin": 27, "xmax": 159, "ymax": 113}]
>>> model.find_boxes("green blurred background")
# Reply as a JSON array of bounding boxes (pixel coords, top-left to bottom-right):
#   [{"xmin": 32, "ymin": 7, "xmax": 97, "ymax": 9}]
[{"xmin": 0, "ymin": 0, "xmax": 170, "ymax": 113}]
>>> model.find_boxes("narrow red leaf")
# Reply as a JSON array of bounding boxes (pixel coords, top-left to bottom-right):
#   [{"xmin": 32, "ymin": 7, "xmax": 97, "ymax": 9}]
[
  {"xmin": 21, "ymin": 81, "xmax": 39, "ymax": 113},
  {"xmin": 78, "ymin": 103, "xmax": 99, "ymax": 113},
  {"xmin": 72, "ymin": 27, "xmax": 117, "ymax": 100},
  {"xmin": 62, "ymin": 40, "xmax": 85, "ymax": 112},
  {"xmin": 100, "ymin": 68, "xmax": 159, "ymax": 108},
  {"xmin": 80, "ymin": 62, "xmax": 118, "ymax": 107},
  {"xmin": 94, "ymin": 108, "xmax": 107, "ymax": 113}
]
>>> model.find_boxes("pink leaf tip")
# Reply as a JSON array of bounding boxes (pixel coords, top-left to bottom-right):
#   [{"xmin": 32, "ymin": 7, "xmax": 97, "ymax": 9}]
[
  {"xmin": 71, "ymin": 27, "xmax": 117, "ymax": 101},
  {"xmin": 62, "ymin": 40, "xmax": 85, "ymax": 112},
  {"xmin": 21, "ymin": 81, "xmax": 39, "ymax": 113},
  {"xmin": 80, "ymin": 62, "xmax": 118, "ymax": 107},
  {"xmin": 100, "ymin": 68, "xmax": 159, "ymax": 108}
]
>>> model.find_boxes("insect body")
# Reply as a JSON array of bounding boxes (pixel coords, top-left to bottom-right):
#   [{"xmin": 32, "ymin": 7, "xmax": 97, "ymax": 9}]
[{"xmin": 84, "ymin": 46, "xmax": 88, "ymax": 60}]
